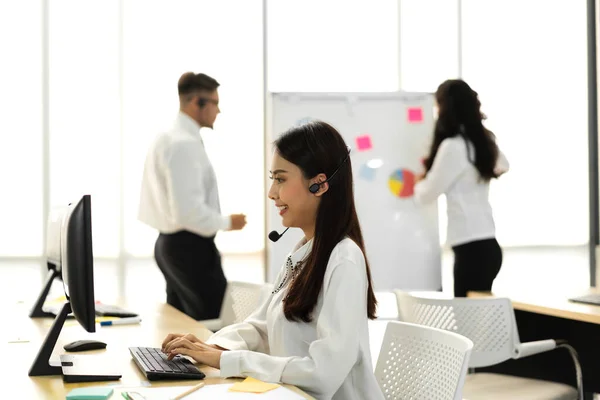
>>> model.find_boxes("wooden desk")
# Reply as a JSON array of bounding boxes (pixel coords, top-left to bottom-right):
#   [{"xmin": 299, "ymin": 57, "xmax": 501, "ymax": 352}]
[
  {"xmin": 468, "ymin": 287, "xmax": 600, "ymax": 324},
  {"xmin": 3, "ymin": 301, "xmax": 312, "ymax": 399},
  {"xmin": 468, "ymin": 287, "xmax": 600, "ymax": 397}
]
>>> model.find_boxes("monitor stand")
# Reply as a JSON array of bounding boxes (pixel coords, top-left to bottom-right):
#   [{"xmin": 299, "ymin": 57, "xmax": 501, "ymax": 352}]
[
  {"xmin": 28, "ymin": 302, "xmax": 122, "ymax": 382},
  {"xmin": 29, "ymin": 267, "xmax": 61, "ymax": 318}
]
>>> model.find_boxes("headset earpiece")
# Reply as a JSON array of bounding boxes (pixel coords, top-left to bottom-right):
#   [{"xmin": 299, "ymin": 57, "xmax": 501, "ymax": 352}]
[
  {"xmin": 308, "ymin": 147, "xmax": 352, "ymax": 194},
  {"xmin": 197, "ymin": 98, "xmax": 206, "ymax": 108}
]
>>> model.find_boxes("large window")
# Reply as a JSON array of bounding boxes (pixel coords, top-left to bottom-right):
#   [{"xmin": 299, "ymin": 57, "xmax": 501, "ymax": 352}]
[
  {"xmin": 122, "ymin": 0, "xmax": 264, "ymax": 256},
  {"xmin": 399, "ymin": 0, "xmax": 459, "ymax": 92},
  {"xmin": 461, "ymin": 0, "xmax": 588, "ymax": 246},
  {"xmin": 3, "ymin": 0, "xmax": 264, "ymax": 259},
  {"xmin": 0, "ymin": 1, "xmax": 592, "ymax": 260},
  {"xmin": 0, "ymin": 2, "xmax": 43, "ymax": 256},
  {"xmin": 48, "ymin": 1, "xmax": 121, "ymax": 257},
  {"xmin": 267, "ymin": 0, "xmax": 399, "ymax": 92}
]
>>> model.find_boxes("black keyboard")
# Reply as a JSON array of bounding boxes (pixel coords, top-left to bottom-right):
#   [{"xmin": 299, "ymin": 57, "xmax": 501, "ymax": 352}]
[
  {"xmin": 569, "ymin": 293, "xmax": 600, "ymax": 306},
  {"xmin": 43, "ymin": 303, "xmax": 139, "ymax": 319},
  {"xmin": 129, "ymin": 347, "xmax": 205, "ymax": 381},
  {"xmin": 95, "ymin": 303, "xmax": 138, "ymax": 318}
]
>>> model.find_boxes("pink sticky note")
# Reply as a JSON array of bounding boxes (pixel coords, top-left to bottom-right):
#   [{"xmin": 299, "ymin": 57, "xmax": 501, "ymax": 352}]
[
  {"xmin": 408, "ymin": 107, "xmax": 423, "ymax": 123},
  {"xmin": 355, "ymin": 135, "xmax": 372, "ymax": 151}
]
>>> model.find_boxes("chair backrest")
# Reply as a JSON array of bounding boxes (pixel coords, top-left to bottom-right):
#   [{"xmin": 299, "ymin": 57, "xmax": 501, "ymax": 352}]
[
  {"xmin": 395, "ymin": 290, "xmax": 521, "ymax": 368},
  {"xmin": 219, "ymin": 281, "xmax": 266, "ymax": 327},
  {"xmin": 375, "ymin": 321, "xmax": 473, "ymax": 400}
]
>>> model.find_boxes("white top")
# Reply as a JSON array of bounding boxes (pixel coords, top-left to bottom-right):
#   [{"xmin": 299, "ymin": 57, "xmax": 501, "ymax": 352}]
[
  {"xmin": 413, "ymin": 136, "xmax": 509, "ymax": 247},
  {"xmin": 138, "ymin": 112, "xmax": 230, "ymax": 237},
  {"xmin": 206, "ymin": 237, "xmax": 384, "ymax": 400}
]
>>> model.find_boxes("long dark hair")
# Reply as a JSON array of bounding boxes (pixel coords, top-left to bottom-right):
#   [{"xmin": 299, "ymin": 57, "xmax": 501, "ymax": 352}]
[
  {"xmin": 423, "ymin": 79, "xmax": 500, "ymax": 181},
  {"xmin": 274, "ymin": 121, "xmax": 377, "ymax": 323}
]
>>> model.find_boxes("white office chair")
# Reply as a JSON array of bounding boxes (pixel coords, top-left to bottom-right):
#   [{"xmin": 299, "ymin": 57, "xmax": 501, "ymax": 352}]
[
  {"xmin": 200, "ymin": 281, "xmax": 272, "ymax": 332},
  {"xmin": 395, "ymin": 290, "xmax": 582, "ymax": 400},
  {"xmin": 375, "ymin": 320, "xmax": 473, "ymax": 400}
]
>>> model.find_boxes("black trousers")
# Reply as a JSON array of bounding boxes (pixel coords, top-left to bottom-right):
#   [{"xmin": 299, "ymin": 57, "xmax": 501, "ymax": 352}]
[
  {"xmin": 452, "ymin": 238, "xmax": 502, "ymax": 297},
  {"xmin": 154, "ymin": 231, "xmax": 227, "ymax": 320}
]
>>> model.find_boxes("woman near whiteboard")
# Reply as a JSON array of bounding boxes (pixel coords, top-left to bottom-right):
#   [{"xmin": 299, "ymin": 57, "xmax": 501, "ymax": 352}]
[
  {"xmin": 161, "ymin": 121, "xmax": 384, "ymax": 400},
  {"xmin": 413, "ymin": 79, "xmax": 509, "ymax": 297}
]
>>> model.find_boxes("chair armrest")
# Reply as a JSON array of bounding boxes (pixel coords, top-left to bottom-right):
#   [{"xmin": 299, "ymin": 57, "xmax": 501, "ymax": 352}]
[
  {"xmin": 515, "ymin": 339, "xmax": 556, "ymax": 359},
  {"xmin": 199, "ymin": 318, "xmax": 222, "ymax": 332},
  {"xmin": 516, "ymin": 340, "xmax": 583, "ymax": 399}
]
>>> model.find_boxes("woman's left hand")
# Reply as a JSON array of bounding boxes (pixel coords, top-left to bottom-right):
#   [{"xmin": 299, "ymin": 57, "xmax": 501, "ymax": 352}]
[{"xmin": 163, "ymin": 337, "xmax": 223, "ymax": 369}]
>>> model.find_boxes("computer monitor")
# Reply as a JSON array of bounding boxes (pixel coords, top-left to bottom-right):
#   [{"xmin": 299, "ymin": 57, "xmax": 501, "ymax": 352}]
[
  {"xmin": 30, "ymin": 203, "xmax": 138, "ymax": 320},
  {"xmin": 28, "ymin": 195, "xmax": 120, "ymax": 382},
  {"xmin": 46, "ymin": 206, "xmax": 64, "ymax": 271},
  {"xmin": 60, "ymin": 195, "xmax": 95, "ymax": 332},
  {"xmin": 29, "ymin": 205, "xmax": 68, "ymax": 318}
]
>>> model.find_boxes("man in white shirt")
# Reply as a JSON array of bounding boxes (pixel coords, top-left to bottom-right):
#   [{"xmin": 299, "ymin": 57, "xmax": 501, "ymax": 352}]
[{"xmin": 138, "ymin": 72, "xmax": 246, "ymax": 320}]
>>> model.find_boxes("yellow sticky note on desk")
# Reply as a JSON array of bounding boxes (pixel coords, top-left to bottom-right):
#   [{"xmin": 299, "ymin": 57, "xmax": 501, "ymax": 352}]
[{"xmin": 229, "ymin": 377, "xmax": 280, "ymax": 393}]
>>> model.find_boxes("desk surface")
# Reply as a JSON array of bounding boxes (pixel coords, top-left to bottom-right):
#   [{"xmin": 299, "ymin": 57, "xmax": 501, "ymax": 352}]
[
  {"xmin": 3, "ymin": 301, "xmax": 312, "ymax": 399},
  {"xmin": 468, "ymin": 287, "xmax": 600, "ymax": 325}
]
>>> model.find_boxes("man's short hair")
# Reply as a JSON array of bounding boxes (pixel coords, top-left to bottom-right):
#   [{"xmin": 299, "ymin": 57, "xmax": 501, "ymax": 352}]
[{"xmin": 178, "ymin": 72, "xmax": 219, "ymax": 96}]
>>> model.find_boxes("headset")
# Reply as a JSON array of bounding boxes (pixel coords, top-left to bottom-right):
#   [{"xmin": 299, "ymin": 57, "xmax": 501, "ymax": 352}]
[
  {"xmin": 308, "ymin": 147, "xmax": 351, "ymax": 194},
  {"xmin": 269, "ymin": 147, "xmax": 352, "ymax": 243},
  {"xmin": 197, "ymin": 98, "xmax": 207, "ymax": 108}
]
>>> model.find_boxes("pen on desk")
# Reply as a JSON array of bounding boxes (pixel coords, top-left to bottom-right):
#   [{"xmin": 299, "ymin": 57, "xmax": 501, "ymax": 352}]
[
  {"xmin": 171, "ymin": 382, "xmax": 205, "ymax": 400},
  {"xmin": 124, "ymin": 392, "xmax": 146, "ymax": 400},
  {"xmin": 100, "ymin": 317, "xmax": 142, "ymax": 326}
]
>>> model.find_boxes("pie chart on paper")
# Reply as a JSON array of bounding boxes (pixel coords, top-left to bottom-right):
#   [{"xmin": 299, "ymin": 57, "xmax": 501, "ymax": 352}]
[{"xmin": 388, "ymin": 169, "xmax": 416, "ymax": 198}]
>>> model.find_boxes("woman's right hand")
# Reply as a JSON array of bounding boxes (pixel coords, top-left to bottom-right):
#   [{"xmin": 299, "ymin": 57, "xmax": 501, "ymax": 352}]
[
  {"xmin": 161, "ymin": 333, "xmax": 228, "ymax": 352},
  {"xmin": 162, "ymin": 333, "xmax": 201, "ymax": 352}
]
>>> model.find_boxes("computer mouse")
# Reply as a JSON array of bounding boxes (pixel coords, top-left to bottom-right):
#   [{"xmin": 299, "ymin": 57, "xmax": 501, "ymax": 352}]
[{"xmin": 63, "ymin": 339, "xmax": 107, "ymax": 352}]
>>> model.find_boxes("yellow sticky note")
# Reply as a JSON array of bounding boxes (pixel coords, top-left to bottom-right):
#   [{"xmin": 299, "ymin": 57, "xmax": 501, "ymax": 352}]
[{"xmin": 229, "ymin": 376, "xmax": 280, "ymax": 393}]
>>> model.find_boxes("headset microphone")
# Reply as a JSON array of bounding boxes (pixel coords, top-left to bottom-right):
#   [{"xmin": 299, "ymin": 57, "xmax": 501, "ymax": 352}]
[{"xmin": 268, "ymin": 227, "xmax": 289, "ymax": 242}]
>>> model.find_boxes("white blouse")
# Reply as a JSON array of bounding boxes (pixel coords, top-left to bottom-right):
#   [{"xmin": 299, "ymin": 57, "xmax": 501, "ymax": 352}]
[
  {"xmin": 138, "ymin": 111, "xmax": 230, "ymax": 237},
  {"xmin": 413, "ymin": 136, "xmax": 509, "ymax": 247},
  {"xmin": 206, "ymin": 237, "xmax": 384, "ymax": 400}
]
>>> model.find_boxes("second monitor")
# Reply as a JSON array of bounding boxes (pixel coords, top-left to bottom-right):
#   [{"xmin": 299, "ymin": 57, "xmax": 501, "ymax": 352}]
[{"xmin": 30, "ymin": 204, "xmax": 137, "ymax": 319}]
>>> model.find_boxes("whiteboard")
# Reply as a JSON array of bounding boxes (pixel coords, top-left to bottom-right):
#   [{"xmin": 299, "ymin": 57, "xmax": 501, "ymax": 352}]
[{"xmin": 268, "ymin": 92, "xmax": 441, "ymax": 292}]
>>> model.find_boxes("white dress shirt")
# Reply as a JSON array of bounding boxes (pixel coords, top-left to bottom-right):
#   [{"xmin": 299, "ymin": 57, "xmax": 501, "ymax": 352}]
[
  {"xmin": 138, "ymin": 112, "xmax": 230, "ymax": 237},
  {"xmin": 206, "ymin": 237, "xmax": 384, "ymax": 400},
  {"xmin": 413, "ymin": 136, "xmax": 509, "ymax": 247}
]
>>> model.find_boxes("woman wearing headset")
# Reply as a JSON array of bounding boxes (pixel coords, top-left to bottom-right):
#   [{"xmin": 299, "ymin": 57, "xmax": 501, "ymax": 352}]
[
  {"xmin": 161, "ymin": 121, "xmax": 384, "ymax": 400},
  {"xmin": 414, "ymin": 79, "xmax": 509, "ymax": 297}
]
